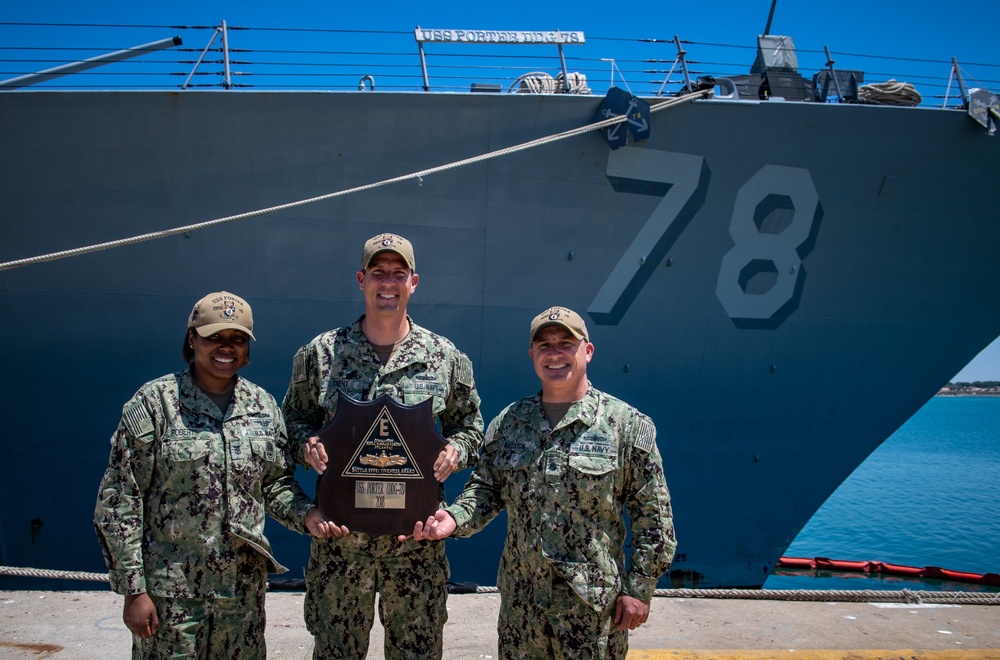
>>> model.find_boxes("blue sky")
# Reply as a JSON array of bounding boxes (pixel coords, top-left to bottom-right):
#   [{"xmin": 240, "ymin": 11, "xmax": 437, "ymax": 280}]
[
  {"xmin": 4, "ymin": 1, "xmax": 998, "ymax": 379},
  {"xmin": 4, "ymin": 0, "xmax": 997, "ymax": 96},
  {"xmin": 5, "ymin": 0, "xmax": 998, "ymax": 60},
  {"xmin": 954, "ymin": 338, "xmax": 1000, "ymax": 382}
]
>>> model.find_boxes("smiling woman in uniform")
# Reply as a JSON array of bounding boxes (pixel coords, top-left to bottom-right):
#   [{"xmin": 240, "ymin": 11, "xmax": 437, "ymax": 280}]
[{"xmin": 94, "ymin": 291, "xmax": 324, "ymax": 659}]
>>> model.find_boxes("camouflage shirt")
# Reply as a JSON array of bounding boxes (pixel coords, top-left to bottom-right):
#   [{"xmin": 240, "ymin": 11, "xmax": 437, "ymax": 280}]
[
  {"xmin": 94, "ymin": 368, "xmax": 315, "ymax": 598},
  {"xmin": 445, "ymin": 386, "xmax": 676, "ymax": 610},
  {"xmin": 282, "ymin": 316, "xmax": 484, "ymax": 474}
]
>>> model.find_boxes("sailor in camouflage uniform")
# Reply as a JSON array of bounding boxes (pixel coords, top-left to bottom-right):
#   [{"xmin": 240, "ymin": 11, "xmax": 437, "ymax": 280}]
[
  {"xmin": 407, "ymin": 306, "xmax": 676, "ymax": 659},
  {"xmin": 282, "ymin": 233, "xmax": 484, "ymax": 659},
  {"xmin": 94, "ymin": 291, "xmax": 325, "ymax": 659}
]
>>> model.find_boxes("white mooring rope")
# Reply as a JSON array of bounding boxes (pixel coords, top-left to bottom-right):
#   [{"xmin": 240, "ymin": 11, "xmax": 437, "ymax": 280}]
[
  {"xmin": 0, "ymin": 90, "xmax": 708, "ymax": 273},
  {"xmin": 1, "ymin": 565, "xmax": 111, "ymax": 583},
  {"xmin": 3, "ymin": 565, "xmax": 997, "ymax": 603}
]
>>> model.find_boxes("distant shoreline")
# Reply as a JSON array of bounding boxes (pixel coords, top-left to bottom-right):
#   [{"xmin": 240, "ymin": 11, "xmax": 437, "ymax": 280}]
[{"xmin": 937, "ymin": 382, "xmax": 1000, "ymax": 396}]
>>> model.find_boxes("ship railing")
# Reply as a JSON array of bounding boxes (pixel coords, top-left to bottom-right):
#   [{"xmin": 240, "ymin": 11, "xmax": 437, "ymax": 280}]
[
  {"xmin": 652, "ymin": 35, "xmax": 694, "ymax": 97},
  {"xmin": 0, "ymin": 21, "xmax": 995, "ymax": 109},
  {"xmin": 182, "ymin": 19, "xmax": 232, "ymax": 90}
]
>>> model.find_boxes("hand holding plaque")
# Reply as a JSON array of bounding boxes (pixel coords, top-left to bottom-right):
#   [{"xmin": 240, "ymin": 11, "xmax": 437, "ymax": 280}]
[{"xmin": 315, "ymin": 393, "xmax": 446, "ymax": 537}]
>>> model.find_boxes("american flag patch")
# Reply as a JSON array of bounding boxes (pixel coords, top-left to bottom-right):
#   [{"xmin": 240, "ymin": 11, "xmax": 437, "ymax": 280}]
[
  {"xmin": 633, "ymin": 418, "xmax": 655, "ymax": 453},
  {"xmin": 123, "ymin": 402, "xmax": 154, "ymax": 439},
  {"xmin": 455, "ymin": 355, "xmax": 473, "ymax": 388}
]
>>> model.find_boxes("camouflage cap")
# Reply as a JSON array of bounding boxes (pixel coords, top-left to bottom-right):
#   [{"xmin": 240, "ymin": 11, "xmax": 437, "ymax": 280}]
[
  {"xmin": 187, "ymin": 291, "xmax": 256, "ymax": 340},
  {"xmin": 361, "ymin": 233, "xmax": 415, "ymax": 271},
  {"xmin": 530, "ymin": 306, "xmax": 589, "ymax": 343}
]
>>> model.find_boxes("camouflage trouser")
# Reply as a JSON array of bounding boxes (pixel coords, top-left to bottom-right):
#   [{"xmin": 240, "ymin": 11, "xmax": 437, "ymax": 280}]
[
  {"xmin": 304, "ymin": 534, "xmax": 449, "ymax": 659},
  {"xmin": 497, "ymin": 577, "xmax": 628, "ymax": 660},
  {"xmin": 133, "ymin": 546, "xmax": 267, "ymax": 659}
]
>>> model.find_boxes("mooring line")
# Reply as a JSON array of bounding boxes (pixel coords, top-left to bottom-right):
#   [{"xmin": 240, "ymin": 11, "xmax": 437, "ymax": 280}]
[{"xmin": 0, "ymin": 90, "xmax": 710, "ymax": 272}]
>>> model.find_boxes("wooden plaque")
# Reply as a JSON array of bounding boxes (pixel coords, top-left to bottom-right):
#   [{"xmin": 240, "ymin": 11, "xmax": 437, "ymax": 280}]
[{"xmin": 315, "ymin": 392, "xmax": 446, "ymax": 537}]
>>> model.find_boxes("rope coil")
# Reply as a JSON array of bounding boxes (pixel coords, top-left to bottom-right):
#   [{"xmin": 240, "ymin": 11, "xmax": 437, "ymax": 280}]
[
  {"xmin": 858, "ymin": 79, "xmax": 922, "ymax": 106},
  {"xmin": 508, "ymin": 71, "xmax": 591, "ymax": 95}
]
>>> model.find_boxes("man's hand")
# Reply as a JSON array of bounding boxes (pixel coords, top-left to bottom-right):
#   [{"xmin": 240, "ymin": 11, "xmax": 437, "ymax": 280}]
[
  {"xmin": 123, "ymin": 592, "xmax": 158, "ymax": 638},
  {"xmin": 432, "ymin": 445, "xmax": 462, "ymax": 482},
  {"xmin": 304, "ymin": 506, "xmax": 350, "ymax": 538},
  {"xmin": 398, "ymin": 509, "xmax": 457, "ymax": 542},
  {"xmin": 304, "ymin": 436, "xmax": 328, "ymax": 474},
  {"xmin": 613, "ymin": 593, "xmax": 650, "ymax": 630}
]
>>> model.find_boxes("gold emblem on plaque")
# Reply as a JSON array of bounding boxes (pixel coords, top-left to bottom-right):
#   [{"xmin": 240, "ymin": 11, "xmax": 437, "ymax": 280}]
[
  {"xmin": 341, "ymin": 405, "xmax": 423, "ymax": 479},
  {"xmin": 360, "ymin": 452, "xmax": 408, "ymax": 468}
]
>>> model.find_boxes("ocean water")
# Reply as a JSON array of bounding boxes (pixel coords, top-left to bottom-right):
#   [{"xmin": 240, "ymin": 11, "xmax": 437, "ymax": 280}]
[{"xmin": 763, "ymin": 396, "xmax": 1000, "ymax": 592}]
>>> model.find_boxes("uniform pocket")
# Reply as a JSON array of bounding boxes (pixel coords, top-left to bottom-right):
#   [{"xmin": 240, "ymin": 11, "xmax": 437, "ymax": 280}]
[
  {"xmin": 401, "ymin": 380, "xmax": 446, "ymax": 416},
  {"xmin": 566, "ymin": 452, "xmax": 617, "ymax": 507},
  {"xmin": 568, "ymin": 431, "xmax": 618, "ymax": 475},
  {"xmin": 567, "ymin": 453, "xmax": 615, "ymax": 476},
  {"xmin": 250, "ymin": 438, "xmax": 280, "ymax": 464},
  {"xmin": 548, "ymin": 557, "xmax": 621, "ymax": 612},
  {"xmin": 162, "ymin": 436, "xmax": 211, "ymax": 462},
  {"xmin": 326, "ymin": 383, "xmax": 366, "ymax": 411},
  {"xmin": 229, "ymin": 437, "xmax": 283, "ymax": 478},
  {"xmin": 494, "ymin": 441, "xmax": 540, "ymax": 472},
  {"xmin": 158, "ymin": 435, "xmax": 214, "ymax": 495}
]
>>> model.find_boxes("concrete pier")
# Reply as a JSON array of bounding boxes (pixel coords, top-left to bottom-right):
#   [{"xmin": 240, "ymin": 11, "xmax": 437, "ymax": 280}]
[{"xmin": 2, "ymin": 589, "xmax": 999, "ymax": 658}]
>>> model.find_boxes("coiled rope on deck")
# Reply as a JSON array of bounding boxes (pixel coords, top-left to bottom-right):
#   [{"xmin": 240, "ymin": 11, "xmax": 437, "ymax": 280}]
[
  {"xmin": 508, "ymin": 71, "xmax": 592, "ymax": 94},
  {"xmin": 858, "ymin": 79, "xmax": 922, "ymax": 106},
  {"xmin": 3, "ymin": 565, "xmax": 998, "ymax": 604},
  {"xmin": 0, "ymin": 89, "xmax": 708, "ymax": 273}
]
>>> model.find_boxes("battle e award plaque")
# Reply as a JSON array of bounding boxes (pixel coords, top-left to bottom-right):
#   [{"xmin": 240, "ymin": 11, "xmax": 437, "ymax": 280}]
[{"xmin": 315, "ymin": 392, "xmax": 446, "ymax": 537}]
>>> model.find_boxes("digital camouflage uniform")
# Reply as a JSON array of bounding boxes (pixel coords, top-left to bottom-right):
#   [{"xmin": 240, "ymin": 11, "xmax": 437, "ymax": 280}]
[
  {"xmin": 94, "ymin": 368, "xmax": 315, "ymax": 659},
  {"xmin": 282, "ymin": 316, "xmax": 484, "ymax": 659},
  {"xmin": 445, "ymin": 386, "xmax": 676, "ymax": 660}
]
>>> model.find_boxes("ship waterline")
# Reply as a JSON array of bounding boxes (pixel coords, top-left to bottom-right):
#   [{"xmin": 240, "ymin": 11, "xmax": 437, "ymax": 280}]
[{"xmin": 2, "ymin": 76, "xmax": 999, "ymax": 588}]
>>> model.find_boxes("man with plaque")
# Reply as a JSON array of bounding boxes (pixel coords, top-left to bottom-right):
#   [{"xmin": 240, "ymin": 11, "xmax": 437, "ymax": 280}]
[{"xmin": 282, "ymin": 232, "xmax": 484, "ymax": 659}]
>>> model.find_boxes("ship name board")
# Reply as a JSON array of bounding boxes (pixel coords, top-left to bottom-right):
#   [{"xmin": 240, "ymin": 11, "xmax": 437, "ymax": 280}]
[{"xmin": 414, "ymin": 28, "xmax": 585, "ymax": 45}]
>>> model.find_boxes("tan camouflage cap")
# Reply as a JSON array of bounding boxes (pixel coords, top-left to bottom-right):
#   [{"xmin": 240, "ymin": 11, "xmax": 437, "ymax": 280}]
[
  {"xmin": 361, "ymin": 233, "xmax": 415, "ymax": 271},
  {"xmin": 187, "ymin": 291, "xmax": 256, "ymax": 340},
  {"xmin": 530, "ymin": 306, "xmax": 589, "ymax": 343}
]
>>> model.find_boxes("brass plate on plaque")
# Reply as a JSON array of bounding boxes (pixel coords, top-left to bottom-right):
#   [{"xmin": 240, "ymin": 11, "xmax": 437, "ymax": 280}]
[{"xmin": 315, "ymin": 392, "xmax": 445, "ymax": 537}]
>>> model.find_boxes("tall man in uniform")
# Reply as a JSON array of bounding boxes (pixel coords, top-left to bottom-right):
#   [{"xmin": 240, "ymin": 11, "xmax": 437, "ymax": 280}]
[
  {"xmin": 406, "ymin": 306, "xmax": 676, "ymax": 659},
  {"xmin": 282, "ymin": 232, "xmax": 484, "ymax": 659}
]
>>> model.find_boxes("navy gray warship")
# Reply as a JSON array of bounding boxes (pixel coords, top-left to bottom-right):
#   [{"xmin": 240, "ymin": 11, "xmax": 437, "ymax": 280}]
[{"xmin": 1, "ymin": 21, "xmax": 998, "ymax": 590}]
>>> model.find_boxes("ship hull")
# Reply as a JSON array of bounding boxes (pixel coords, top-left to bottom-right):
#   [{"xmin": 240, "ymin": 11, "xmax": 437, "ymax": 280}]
[{"xmin": 1, "ymin": 90, "xmax": 998, "ymax": 588}]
